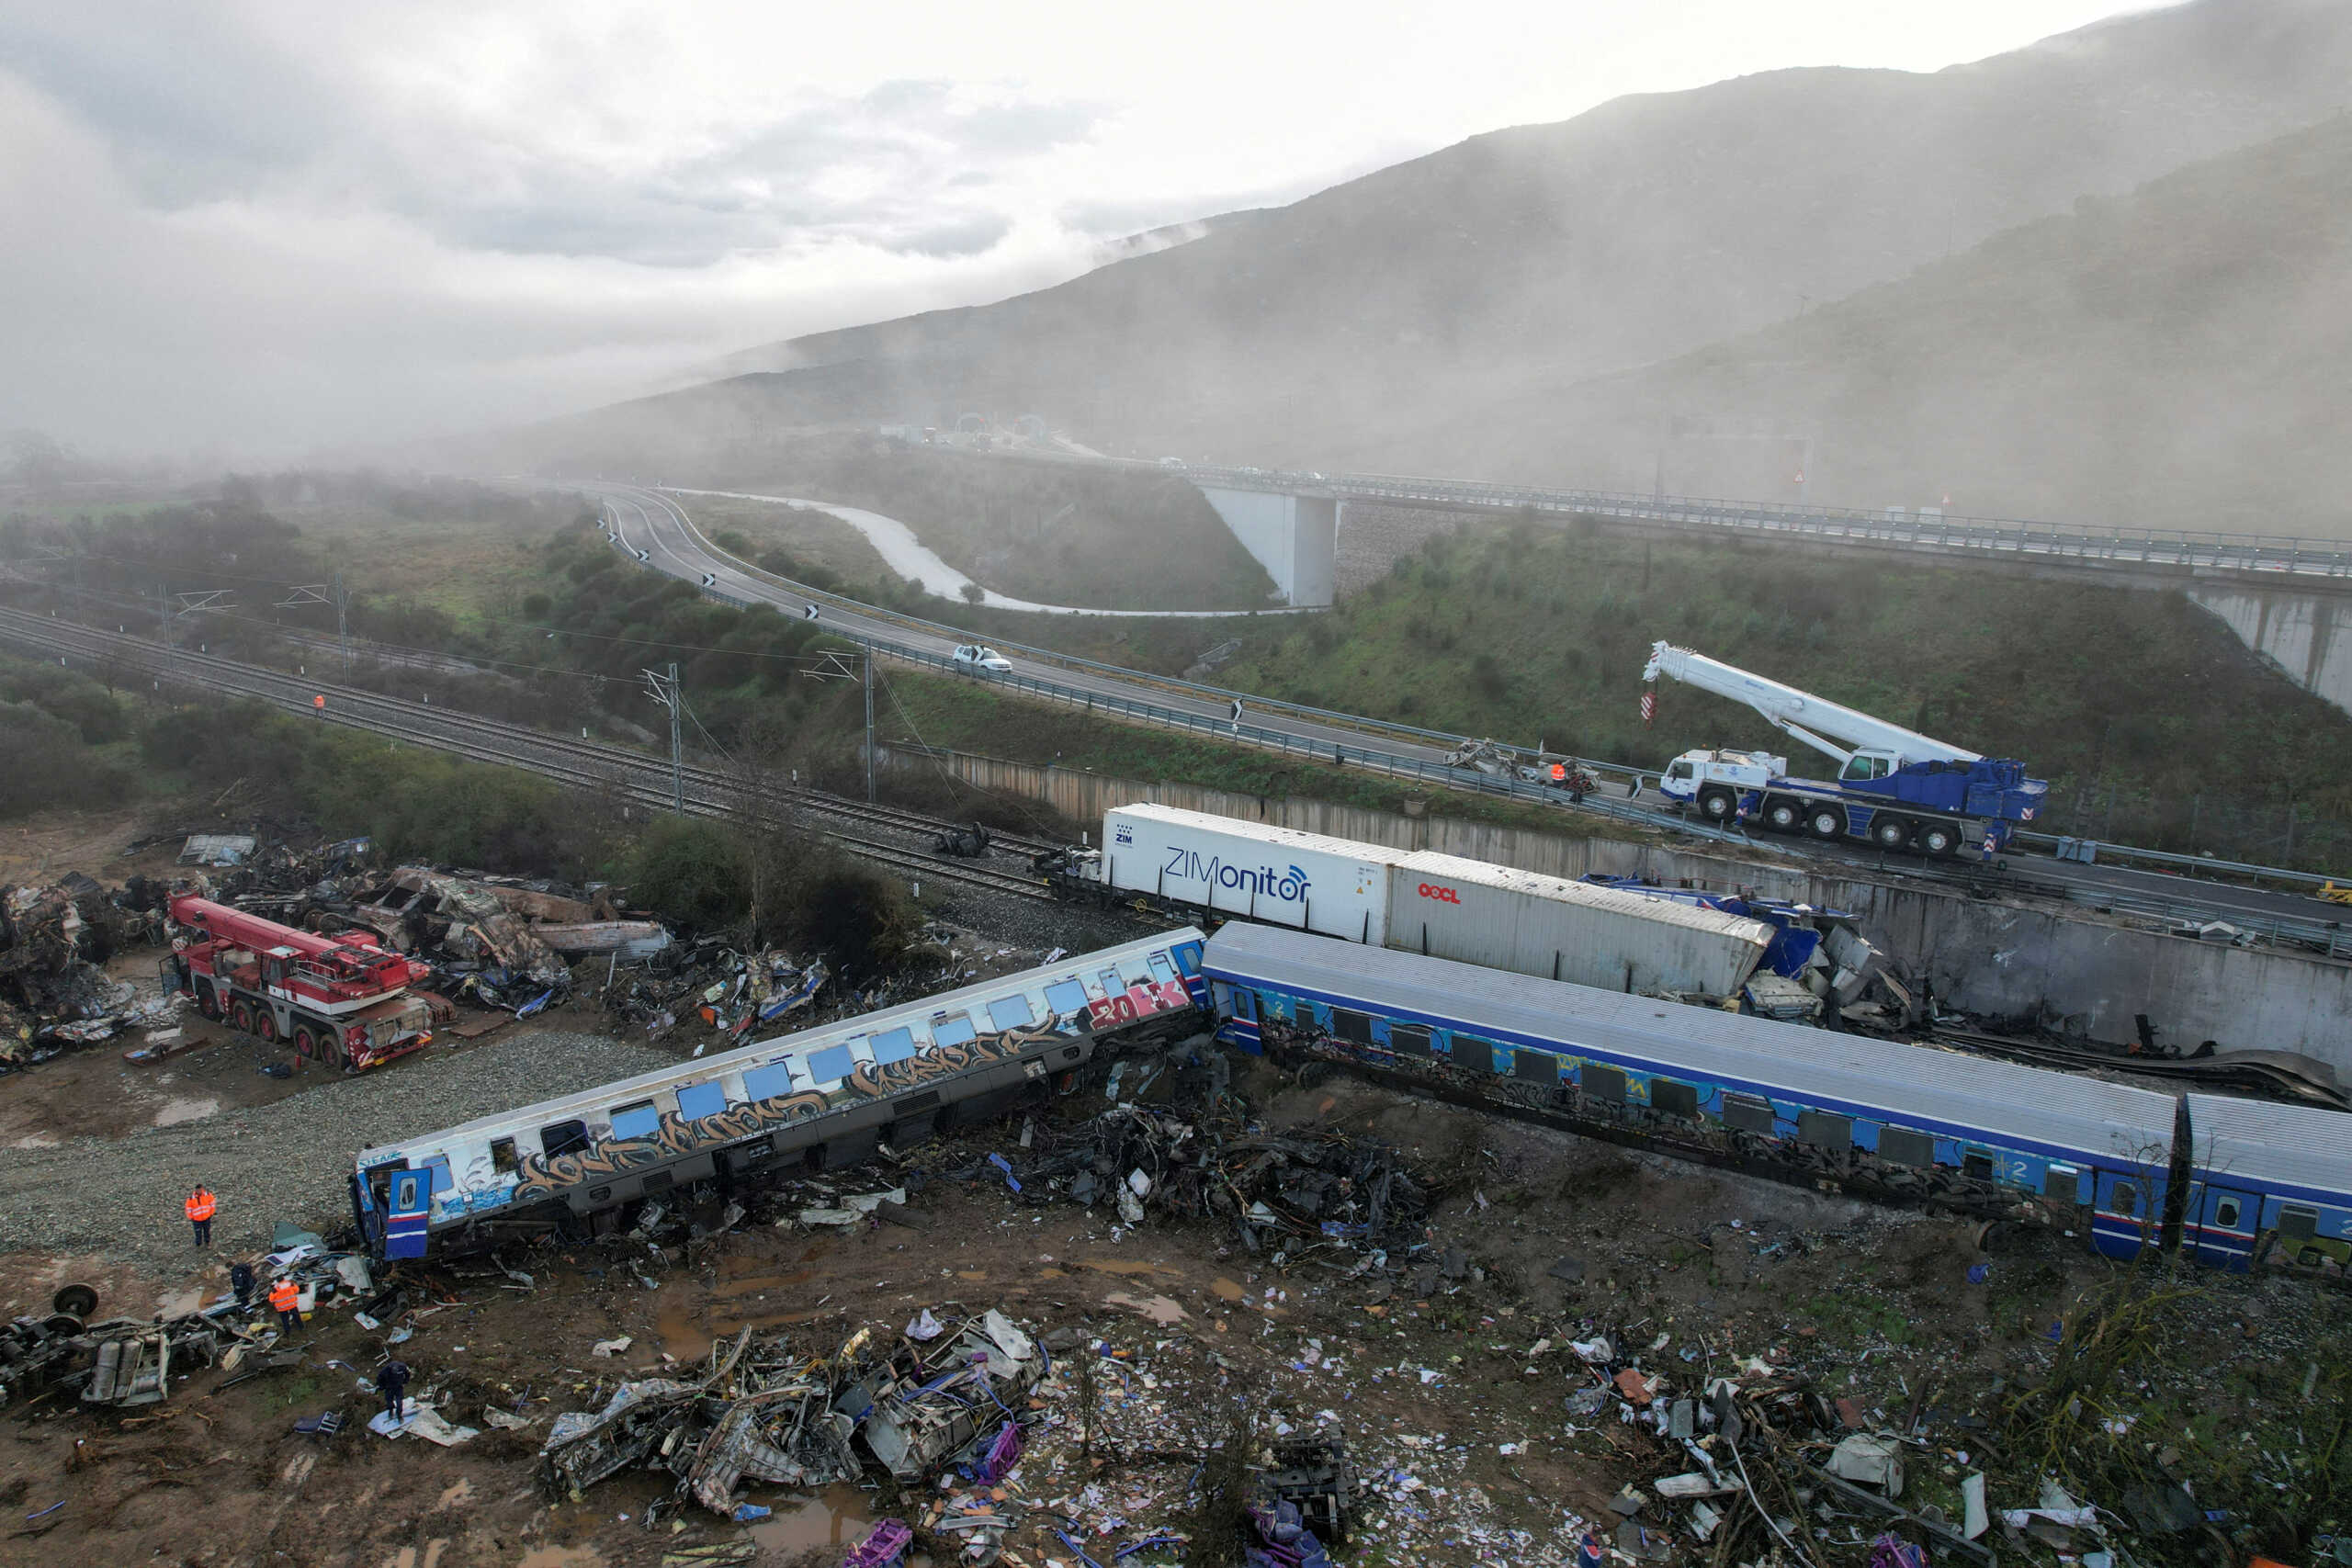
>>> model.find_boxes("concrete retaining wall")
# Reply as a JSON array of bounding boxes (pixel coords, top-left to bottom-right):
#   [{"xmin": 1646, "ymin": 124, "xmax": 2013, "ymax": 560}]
[
  {"xmin": 2189, "ymin": 585, "xmax": 2352, "ymax": 718},
  {"xmin": 884, "ymin": 746, "xmax": 2352, "ymax": 1076}
]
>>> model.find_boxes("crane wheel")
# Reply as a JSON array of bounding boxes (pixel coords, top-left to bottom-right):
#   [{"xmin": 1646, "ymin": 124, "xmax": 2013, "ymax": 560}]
[
  {"xmin": 1806, "ymin": 807, "xmax": 1846, "ymax": 840},
  {"xmin": 256, "ymin": 1010, "xmax": 278, "ymax": 1044},
  {"xmin": 1698, "ymin": 787, "xmax": 1736, "ymax": 821},
  {"xmin": 231, "ymin": 1000, "xmax": 254, "ymax": 1033},
  {"xmin": 1919, "ymin": 824, "xmax": 1959, "ymax": 856},
  {"xmin": 293, "ymin": 1026, "xmax": 317, "ymax": 1060},
  {"xmin": 196, "ymin": 985, "xmax": 222, "ymax": 1021},
  {"xmin": 1872, "ymin": 816, "xmax": 1914, "ymax": 850},
  {"xmin": 1763, "ymin": 798, "xmax": 1802, "ymax": 833}
]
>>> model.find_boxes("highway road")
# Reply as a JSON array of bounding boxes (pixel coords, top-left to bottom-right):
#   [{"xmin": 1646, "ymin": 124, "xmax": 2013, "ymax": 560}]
[{"xmin": 590, "ymin": 485, "xmax": 2352, "ymax": 941}]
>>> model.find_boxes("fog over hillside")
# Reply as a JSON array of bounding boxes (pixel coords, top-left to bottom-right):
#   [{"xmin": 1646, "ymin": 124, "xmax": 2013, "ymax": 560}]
[
  {"xmin": 1412, "ymin": 111, "xmax": 2352, "ymax": 534},
  {"xmin": 499, "ymin": 0, "xmax": 2352, "ymax": 515}
]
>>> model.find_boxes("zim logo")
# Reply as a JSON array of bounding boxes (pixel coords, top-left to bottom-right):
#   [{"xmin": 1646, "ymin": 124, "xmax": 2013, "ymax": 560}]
[
  {"xmin": 1418, "ymin": 883, "xmax": 1461, "ymax": 905},
  {"xmin": 1114, "ymin": 823, "xmax": 1134, "ymax": 845}
]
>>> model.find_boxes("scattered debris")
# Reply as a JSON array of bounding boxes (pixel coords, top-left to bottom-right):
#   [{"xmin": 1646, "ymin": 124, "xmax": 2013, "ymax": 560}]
[{"xmin": 539, "ymin": 1308, "xmax": 1045, "ymax": 1519}]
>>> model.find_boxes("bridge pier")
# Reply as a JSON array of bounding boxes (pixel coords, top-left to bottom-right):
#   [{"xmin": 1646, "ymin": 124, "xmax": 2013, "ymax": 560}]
[
  {"xmin": 2188, "ymin": 585, "xmax": 2352, "ymax": 719},
  {"xmin": 1194, "ymin": 485, "xmax": 1338, "ymax": 607}
]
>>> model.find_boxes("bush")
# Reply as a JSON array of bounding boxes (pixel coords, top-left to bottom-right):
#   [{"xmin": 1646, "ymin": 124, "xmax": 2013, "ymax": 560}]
[
  {"xmin": 0, "ymin": 702, "xmax": 130, "ymax": 817},
  {"xmin": 625, "ymin": 816, "xmax": 748, "ymax": 935},
  {"xmin": 0, "ymin": 662, "xmax": 130, "ymax": 743}
]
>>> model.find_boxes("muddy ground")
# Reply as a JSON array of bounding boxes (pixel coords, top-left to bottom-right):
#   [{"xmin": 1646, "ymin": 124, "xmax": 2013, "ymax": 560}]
[
  {"xmin": 2, "ymin": 809, "xmax": 2345, "ymax": 1567},
  {"xmin": 3, "ymin": 1014, "xmax": 2345, "ymax": 1568}
]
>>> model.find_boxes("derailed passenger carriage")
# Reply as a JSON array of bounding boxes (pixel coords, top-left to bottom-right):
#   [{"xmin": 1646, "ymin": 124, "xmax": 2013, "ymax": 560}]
[
  {"xmin": 1202, "ymin": 922, "xmax": 2352, "ymax": 1271},
  {"xmin": 352, "ymin": 930, "xmax": 1209, "ymax": 1262}
]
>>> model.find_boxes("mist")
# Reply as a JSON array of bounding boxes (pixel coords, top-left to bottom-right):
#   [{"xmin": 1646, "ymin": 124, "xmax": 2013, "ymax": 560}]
[{"xmin": 0, "ymin": 0, "xmax": 2158, "ymax": 468}]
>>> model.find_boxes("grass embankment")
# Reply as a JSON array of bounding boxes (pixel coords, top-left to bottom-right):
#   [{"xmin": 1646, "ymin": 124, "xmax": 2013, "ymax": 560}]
[
  {"xmin": 717, "ymin": 433, "xmax": 1274, "ymax": 611},
  {"xmin": 1216, "ymin": 523, "xmax": 2352, "ymax": 869}
]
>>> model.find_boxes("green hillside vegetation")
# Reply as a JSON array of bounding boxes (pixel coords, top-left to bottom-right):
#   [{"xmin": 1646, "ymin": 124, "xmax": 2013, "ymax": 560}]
[
  {"xmin": 1432, "ymin": 110, "xmax": 2352, "ymax": 532},
  {"xmin": 717, "ymin": 436, "xmax": 1274, "ymax": 610},
  {"xmin": 1217, "ymin": 524, "xmax": 2352, "ymax": 867}
]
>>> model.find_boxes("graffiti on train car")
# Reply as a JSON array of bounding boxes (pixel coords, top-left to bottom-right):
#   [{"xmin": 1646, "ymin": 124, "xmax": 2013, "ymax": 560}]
[
  {"xmin": 508, "ymin": 1089, "xmax": 835, "ymax": 1202},
  {"xmin": 503, "ymin": 1012, "xmax": 1097, "ymax": 1205}
]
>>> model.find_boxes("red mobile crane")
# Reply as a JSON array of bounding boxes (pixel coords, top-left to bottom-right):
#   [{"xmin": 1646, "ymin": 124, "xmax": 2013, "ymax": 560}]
[{"xmin": 168, "ymin": 895, "xmax": 435, "ymax": 1070}]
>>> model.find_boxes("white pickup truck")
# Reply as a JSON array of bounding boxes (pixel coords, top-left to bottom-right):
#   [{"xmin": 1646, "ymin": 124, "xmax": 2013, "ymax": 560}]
[{"xmin": 950, "ymin": 644, "xmax": 1012, "ymax": 673}]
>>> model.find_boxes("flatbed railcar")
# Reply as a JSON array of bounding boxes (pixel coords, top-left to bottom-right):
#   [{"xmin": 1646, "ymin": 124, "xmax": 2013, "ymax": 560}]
[
  {"xmin": 352, "ymin": 929, "xmax": 1209, "ymax": 1262},
  {"xmin": 1200, "ymin": 922, "xmax": 2352, "ymax": 1273}
]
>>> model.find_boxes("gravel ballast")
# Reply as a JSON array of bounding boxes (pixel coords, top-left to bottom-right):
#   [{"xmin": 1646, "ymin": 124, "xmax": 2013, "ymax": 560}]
[{"xmin": 0, "ymin": 1029, "xmax": 670, "ymax": 1274}]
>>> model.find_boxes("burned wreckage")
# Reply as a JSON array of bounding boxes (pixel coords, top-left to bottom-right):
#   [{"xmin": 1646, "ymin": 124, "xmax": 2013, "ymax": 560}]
[{"xmin": 540, "ymin": 1312, "xmax": 1045, "ymax": 1518}]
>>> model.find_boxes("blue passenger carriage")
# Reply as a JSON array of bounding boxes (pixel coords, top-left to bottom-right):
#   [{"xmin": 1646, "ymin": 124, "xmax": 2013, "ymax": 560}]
[
  {"xmin": 353, "ymin": 930, "xmax": 1208, "ymax": 1261},
  {"xmin": 1203, "ymin": 921, "xmax": 2183, "ymax": 1249}
]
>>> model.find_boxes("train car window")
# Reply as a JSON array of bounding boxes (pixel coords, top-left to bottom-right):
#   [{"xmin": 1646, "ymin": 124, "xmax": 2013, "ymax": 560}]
[
  {"xmin": 1329, "ymin": 1007, "xmax": 1374, "ymax": 1045},
  {"xmin": 2113, "ymin": 1181, "xmax": 2140, "ymax": 1215},
  {"xmin": 1516, "ymin": 1049, "xmax": 1560, "ymax": 1084},
  {"xmin": 807, "ymin": 1044, "xmax": 857, "ymax": 1084},
  {"xmin": 610, "ymin": 1101, "xmax": 661, "ymax": 1140},
  {"xmin": 1798, "ymin": 1111, "xmax": 1853, "ymax": 1150},
  {"xmin": 1877, "ymin": 1128, "xmax": 1934, "ymax": 1168},
  {"xmin": 1170, "ymin": 941, "xmax": 1203, "ymax": 976},
  {"xmin": 1453, "ymin": 1037, "xmax": 1499, "ymax": 1075},
  {"xmin": 641, "ymin": 1170, "xmax": 673, "ymax": 1192},
  {"xmin": 2213, "ymin": 1197, "xmax": 2243, "ymax": 1229},
  {"xmin": 676, "ymin": 1082, "xmax": 726, "ymax": 1122},
  {"xmin": 1723, "ymin": 1094, "xmax": 1776, "ymax": 1135},
  {"xmin": 988, "ymin": 995, "xmax": 1035, "ymax": 1031},
  {"xmin": 1962, "ymin": 1151, "xmax": 1996, "ymax": 1181},
  {"xmin": 1650, "ymin": 1079, "xmax": 1699, "ymax": 1120},
  {"xmin": 1043, "ymin": 981, "xmax": 1090, "ymax": 1019},
  {"xmin": 1149, "ymin": 954, "xmax": 1178, "ymax": 987},
  {"xmin": 931, "ymin": 1012, "xmax": 978, "ymax": 1049},
  {"xmin": 540, "ymin": 1120, "xmax": 589, "ymax": 1157},
  {"xmin": 870, "ymin": 1027, "xmax": 917, "ymax": 1066},
  {"xmin": 1387, "ymin": 1023, "xmax": 1430, "ymax": 1057},
  {"xmin": 1581, "ymin": 1063, "xmax": 1626, "ymax": 1100},
  {"xmin": 424, "ymin": 1155, "xmax": 453, "ymax": 1194},
  {"xmin": 1099, "ymin": 969, "xmax": 1127, "ymax": 997},
  {"xmin": 743, "ymin": 1063, "xmax": 795, "ymax": 1102},
  {"xmin": 2281, "ymin": 1204, "xmax": 2318, "ymax": 1240},
  {"xmin": 490, "ymin": 1137, "xmax": 518, "ymax": 1174}
]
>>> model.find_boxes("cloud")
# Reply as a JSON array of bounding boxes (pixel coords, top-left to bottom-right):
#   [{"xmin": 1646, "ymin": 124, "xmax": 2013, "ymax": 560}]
[{"xmin": 0, "ymin": 0, "xmax": 2155, "ymax": 458}]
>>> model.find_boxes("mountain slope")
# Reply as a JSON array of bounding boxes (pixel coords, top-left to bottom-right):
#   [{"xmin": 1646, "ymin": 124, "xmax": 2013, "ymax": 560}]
[
  {"xmin": 507, "ymin": 0, "xmax": 2352, "ymax": 476},
  {"xmin": 1418, "ymin": 110, "xmax": 2352, "ymax": 531}
]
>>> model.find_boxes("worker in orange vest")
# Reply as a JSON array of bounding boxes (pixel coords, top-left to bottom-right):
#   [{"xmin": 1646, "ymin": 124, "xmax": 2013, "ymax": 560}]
[
  {"xmin": 185, "ymin": 1186, "xmax": 216, "ymax": 1247},
  {"xmin": 269, "ymin": 1276, "xmax": 302, "ymax": 1333}
]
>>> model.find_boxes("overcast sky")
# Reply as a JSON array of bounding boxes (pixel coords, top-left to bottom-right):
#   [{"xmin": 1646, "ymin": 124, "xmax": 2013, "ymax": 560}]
[{"xmin": 1, "ymin": 1, "xmax": 2152, "ymax": 461}]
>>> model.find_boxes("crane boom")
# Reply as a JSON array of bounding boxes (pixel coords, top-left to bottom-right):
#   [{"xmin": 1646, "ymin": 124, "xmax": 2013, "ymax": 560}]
[{"xmin": 1642, "ymin": 642, "xmax": 1979, "ymax": 771}]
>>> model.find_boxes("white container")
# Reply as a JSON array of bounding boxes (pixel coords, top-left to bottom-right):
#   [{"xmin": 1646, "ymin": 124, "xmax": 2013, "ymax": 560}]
[
  {"xmin": 1385, "ymin": 851, "xmax": 1770, "ymax": 997},
  {"xmin": 1099, "ymin": 805, "xmax": 1393, "ymax": 944}
]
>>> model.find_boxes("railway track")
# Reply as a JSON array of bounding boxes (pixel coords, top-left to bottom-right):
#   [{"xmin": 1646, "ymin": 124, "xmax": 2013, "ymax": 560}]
[{"xmin": 0, "ymin": 608, "xmax": 1056, "ymax": 902}]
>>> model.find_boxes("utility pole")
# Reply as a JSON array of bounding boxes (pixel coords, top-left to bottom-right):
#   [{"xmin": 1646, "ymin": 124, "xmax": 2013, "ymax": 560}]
[
  {"xmin": 640, "ymin": 664, "xmax": 685, "ymax": 813},
  {"xmin": 864, "ymin": 646, "xmax": 876, "ymax": 803},
  {"xmin": 335, "ymin": 571, "xmax": 350, "ymax": 675}
]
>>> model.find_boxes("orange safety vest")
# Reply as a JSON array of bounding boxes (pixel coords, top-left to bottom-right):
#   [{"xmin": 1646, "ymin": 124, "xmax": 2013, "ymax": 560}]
[
  {"xmin": 269, "ymin": 1279, "xmax": 299, "ymax": 1313},
  {"xmin": 186, "ymin": 1190, "xmax": 216, "ymax": 1222}
]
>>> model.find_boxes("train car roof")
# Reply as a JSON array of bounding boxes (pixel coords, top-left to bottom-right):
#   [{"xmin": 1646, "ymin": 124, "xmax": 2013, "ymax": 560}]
[
  {"xmin": 2185, "ymin": 1092, "xmax": 2352, "ymax": 1203},
  {"xmin": 356, "ymin": 926, "xmax": 1205, "ymax": 1167},
  {"xmin": 1205, "ymin": 921, "xmax": 2177, "ymax": 1168}
]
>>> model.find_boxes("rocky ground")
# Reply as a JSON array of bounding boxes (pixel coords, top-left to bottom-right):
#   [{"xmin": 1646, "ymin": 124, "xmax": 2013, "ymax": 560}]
[{"xmin": 0, "ymin": 863, "xmax": 2344, "ymax": 1566}]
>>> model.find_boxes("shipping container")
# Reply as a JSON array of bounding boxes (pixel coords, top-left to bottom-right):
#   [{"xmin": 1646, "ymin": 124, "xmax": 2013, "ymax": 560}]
[
  {"xmin": 1386, "ymin": 852, "xmax": 1770, "ymax": 996},
  {"xmin": 1087, "ymin": 806, "xmax": 1772, "ymax": 998},
  {"xmin": 1099, "ymin": 805, "xmax": 1392, "ymax": 943}
]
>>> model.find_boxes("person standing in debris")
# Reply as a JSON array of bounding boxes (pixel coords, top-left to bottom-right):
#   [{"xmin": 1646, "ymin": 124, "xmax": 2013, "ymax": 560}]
[
  {"xmin": 379, "ymin": 1358, "xmax": 411, "ymax": 1425},
  {"xmin": 185, "ymin": 1185, "xmax": 216, "ymax": 1247},
  {"xmin": 269, "ymin": 1275, "xmax": 302, "ymax": 1333},
  {"xmin": 229, "ymin": 1260, "xmax": 255, "ymax": 1312}
]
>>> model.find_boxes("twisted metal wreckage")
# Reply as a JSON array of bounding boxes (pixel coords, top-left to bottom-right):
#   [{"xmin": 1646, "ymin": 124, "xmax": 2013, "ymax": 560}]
[{"xmin": 540, "ymin": 1310, "xmax": 1045, "ymax": 1520}]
